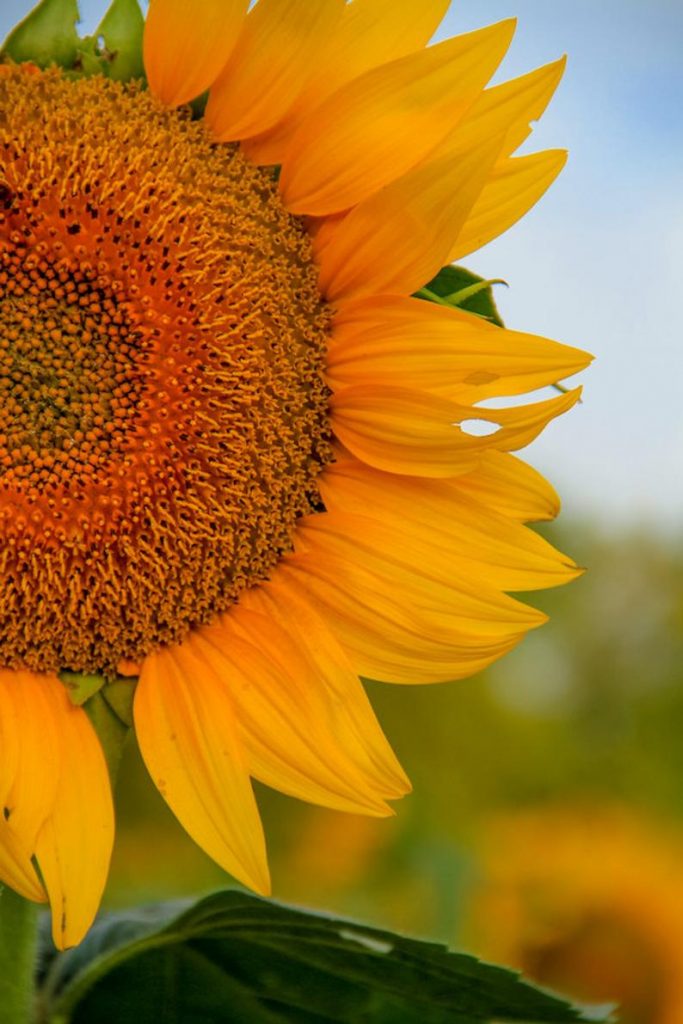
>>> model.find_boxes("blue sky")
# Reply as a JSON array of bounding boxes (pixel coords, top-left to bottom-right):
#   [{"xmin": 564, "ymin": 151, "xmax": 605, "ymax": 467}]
[{"xmin": 2, "ymin": 0, "xmax": 680, "ymax": 532}]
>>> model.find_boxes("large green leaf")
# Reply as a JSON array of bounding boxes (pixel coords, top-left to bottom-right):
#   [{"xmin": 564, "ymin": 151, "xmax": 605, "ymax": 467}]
[
  {"xmin": 1, "ymin": 0, "xmax": 80, "ymax": 68},
  {"xmin": 44, "ymin": 892, "xmax": 611, "ymax": 1024},
  {"xmin": 416, "ymin": 265, "xmax": 506, "ymax": 327}
]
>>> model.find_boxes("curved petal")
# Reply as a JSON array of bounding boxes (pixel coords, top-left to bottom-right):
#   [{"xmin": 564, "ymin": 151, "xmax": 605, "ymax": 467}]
[
  {"xmin": 206, "ymin": 0, "xmax": 345, "ymax": 142},
  {"xmin": 241, "ymin": 578, "xmax": 410, "ymax": 799},
  {"xmin": 330, "ymin": 383, "xmax": 581, "ymax": 477},
  {"xmin": 328, "ymin": 294, "xmax": 592, "ymax": 397},
  {"xmin": 278, "ymin": 556, "xmax": 529, "ymax": 685},
  {"xmin": 448, "ymin": 150, "xmax": 568, "ymax": 263},
  {"xmin": 243, "ymin": 0, "xmax": 450, "ymax": 165},
  {"xmin": 195, "ymin": 608, "xmax": 405, "ymax": 814},
  {"xmin": 0, "ymin": 670, "xmax": 61, "ymax": 903},
  {"xmin": 436, "ymin": 57, "xmax": 566, "ymax": 161},
  {"xmin": 134, "ymin": 644, "xmax": 269, "ymax": 895},
  {"xmin": 318, "ymin": 459, "xmax": 580, "ymax": 592},
  {"xmin": 294, "ymin": 513, "xmax": 547, "ymax": 633},
  {"xmin": 33, "ymin": 680, "xmax": 114, "ymax": 949},
  {"xmin": 455, "ymin": 451, "xmax": 561, "ymax": 522},
  {"xmin": 144, "ymin": 0, "xmax": 248, "ymax": 107},
  {"xmin": 316, "ymin": 137, "xmax": 503, "ymax": 301},
  {"xmin": 279, "ymin": 20, "xmax": 515, "ymax": 216},
  {"xmin": 330, "ymin": 384, "xmax": 480, "ymax": 477}
]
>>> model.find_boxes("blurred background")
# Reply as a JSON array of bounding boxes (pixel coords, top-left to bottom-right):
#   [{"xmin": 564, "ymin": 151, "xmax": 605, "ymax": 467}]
[{"xmin": 2, "ymin": 2, "xmax": 682, "ymax": 1022}]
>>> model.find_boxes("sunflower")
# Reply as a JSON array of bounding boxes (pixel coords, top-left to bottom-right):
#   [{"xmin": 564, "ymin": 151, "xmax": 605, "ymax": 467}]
[
  {"xmin": 0, "ymin": 0, "xmax": 591, "ymax": 948},
  {"xmin": 464, "ymin": 808, "xmax": 683, "ymax": 1024}
]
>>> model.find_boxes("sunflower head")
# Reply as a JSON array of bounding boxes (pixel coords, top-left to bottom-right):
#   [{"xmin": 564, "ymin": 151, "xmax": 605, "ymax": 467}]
[{"xmin": 0, "ymin": 0, "xmax": 591, "ymax": 949}]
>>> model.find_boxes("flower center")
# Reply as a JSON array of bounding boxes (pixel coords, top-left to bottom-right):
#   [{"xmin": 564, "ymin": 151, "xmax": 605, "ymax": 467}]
[{"xmin": 0, "ymin": 67, "xmax": 332, "ymax": 675}]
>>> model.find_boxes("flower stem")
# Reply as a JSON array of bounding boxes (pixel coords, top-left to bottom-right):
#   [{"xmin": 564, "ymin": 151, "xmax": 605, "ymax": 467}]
[{"xmin": 0, "ymin": 885, "xmax": 38, "ymax": 1024}]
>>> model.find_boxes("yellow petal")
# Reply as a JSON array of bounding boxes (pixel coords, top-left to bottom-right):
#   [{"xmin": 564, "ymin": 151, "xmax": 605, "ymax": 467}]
[
  {"xmin": 0, "ymin": 670, "xmax": 61, "ymax": 903},
  {"xmin": 0, "ymin": 826, "xmax": 44, "ymax": 904},
  {"xmin": 134, "ymin": 644, "xmax": 269, "ymax": 895},
  {"xmin": 437, "ymin": 57, "xmax": 566, "ymax": 161},
  {"xmin": 317, "ymin": 137, "xmax": 503, "ymax": 301},
  {"xmin": 279, "ymin": 20, "xmax": 515, "ymax": 215},
  {"xmin": 278, "ymin": 556, "xmax": 527, "ymax": 685},
  {"xmin": 328, "ymin": 294, "xmax": 592, "ymax": 396},
  {"xmin": 243, "ymin": 0, "xmax": 450, "ymax": 165},
  {"xmin": 471, "ymin": 386, "xmax": 583, "ymax": 453},
  {"xmin": 330, "ymin": 384, "xmax": 481, "ymax": 477},
  {"xmin": 144, "ymin": 0, "xmax": 248, "ymax": 107},
  {"xmin": 295, "ymin": 513, "xmax": 546, "ymax": 634},
  {"xmin": 455, "ymin": 450, "xmax": 561, "ymax": 522},
  {"xmin": 206, "ymin": 0, "xmax": 345, "ymax": 142},
  {"xmin": 449, "ymin": 149, "xmax": 568, "ymax": 262},
  {"xmin": 241, "ymin": 578, "xmax": 410, "ymax": 800},
  {"xmin": 319, "ymin": 458, "xmax": 580, "ymax": 592},
  {"xmin": 196, "ymin": 608, "xmax": 402, "ymax": 815},
  {"xmin": 33, "ymin": 681, "xmax": 114, "ymax": 949},
  {"xmin": 330, "ymin": 384, "xmax": 581, "ymax": 478}
]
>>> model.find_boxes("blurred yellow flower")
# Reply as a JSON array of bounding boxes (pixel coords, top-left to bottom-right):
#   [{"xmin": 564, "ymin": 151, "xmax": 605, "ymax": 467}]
[
  {"xmin": 464, "ymin": 808, "xmax": 683, "ymax": 1024},
  {"xmin": 0, "ymin": 0, "xmax": 590, "ymax": 947}
]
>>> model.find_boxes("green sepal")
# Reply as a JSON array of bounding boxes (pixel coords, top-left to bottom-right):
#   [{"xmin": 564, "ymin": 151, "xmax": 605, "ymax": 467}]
[
  {"xmin": 43, "ymin": 891, "xmax": 613, "ymax": 1024},
  {"xmin": 101, "ymin": 676, "xmax": 136, "ymax": 728},
  {"xmin": 416, "ymin": 265, "xmax": 506, "ymax": 326},
  {"xmin": 1, "ymin": 0, "xmax": 80, "ymax": 69},
  {"xmin": 70, "ymin": 36, "xmax": 107, "ymax": 77},
  {"xmin": 82, "ymin": 689, "xmax": 130, "ymax": 785},
  {"xmin": 1, "ymin": 0, "xmax": 145, "ymax": 81},
  {"xmin": 60, "ymin": 671, "xmax": 106, "ymax": 706},
  {"xmin": 94, "ymin": 0, "xmax": 144, "ymax": 81},
  {"xmin": 60, "ymin": 670, "xmax": 135, "ymax": 783}
]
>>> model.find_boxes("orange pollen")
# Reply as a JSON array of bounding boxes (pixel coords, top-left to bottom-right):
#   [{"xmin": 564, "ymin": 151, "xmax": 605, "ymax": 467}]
[{"xmin": 0, "ymin": 67, "xmax": 333, "ymax": 675}]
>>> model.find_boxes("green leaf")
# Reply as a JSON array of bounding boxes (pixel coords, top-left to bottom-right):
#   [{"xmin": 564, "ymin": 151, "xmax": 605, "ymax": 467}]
[
  {"xmin": 95, "ymin": 0, "xmax": 145, "ymax": 81},
  {"xmin": 45, "ymin": 892, "xmax": 611, "ymax": 1024},
  {"xmin": 417, "ymin": 265, "xmax": 506, "ymax": 327}
]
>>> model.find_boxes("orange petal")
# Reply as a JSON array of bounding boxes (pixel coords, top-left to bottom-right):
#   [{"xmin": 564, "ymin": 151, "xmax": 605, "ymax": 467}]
[
  {"xmin": 33, "ymin": 681, "xmax": 114, "ymax": 949},
  {"xmin": 328, "ymin": 294, "xmax": 592, "ymax": 397},
  {"xmin": 243, "ymin": 0, "xmax": 450, "ymax": 165},
  {"xmin": 437, "ymin": 57, "xmax": 566, "ymax": 161},
  {"xmin": 144, "ymin": 0, "xmax": 248, "ymax": 107},
  {"xmin": 455, "ymin": 450, "xmax": 561, "ymax": 522},
  {"xmin": 317, "ymin": 136, "xmax": 504, "ymax": 301},
  {"xmin": 195, "ymin": 607, "xmax": 404, "ymax": 814},
  {"xmin": 134, "ymin": 643, "xmax": 270, "ymax": 895},
  {"xmin": 278, "ymin": 556, "xmax": 527, "ymax": 685},
  {"xmin": 206, "ymin": 0, "xmax": 345, "ymax": 142},
  {"xmin": 279, "ymin": 20, "xmax": 515, "ymax": 215},
  {"xmin": 319, "ymin": 458, "xmax": 580, "ymax": 593},
  {"xmin": 449, "ymin": 150, "xmax": 568, "ymax": 262}
]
